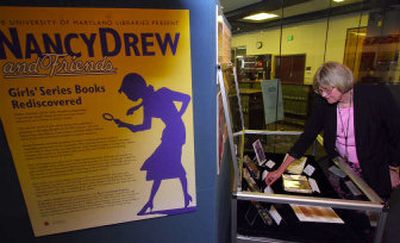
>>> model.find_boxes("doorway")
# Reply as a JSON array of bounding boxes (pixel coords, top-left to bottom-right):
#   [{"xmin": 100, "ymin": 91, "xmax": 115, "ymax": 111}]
[
  {"xmin": 343, "ymin": 27, "xmax": 367, "ymax": 81},
  {"xmin": 274, "ymin": 54, "xmax": 306, "ymax": 84}
]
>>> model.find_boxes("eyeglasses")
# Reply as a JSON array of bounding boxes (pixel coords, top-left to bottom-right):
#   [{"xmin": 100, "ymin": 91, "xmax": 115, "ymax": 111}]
[{"xmin": 315, "ymin": 86, "xmax": 334, "ymax": 96}]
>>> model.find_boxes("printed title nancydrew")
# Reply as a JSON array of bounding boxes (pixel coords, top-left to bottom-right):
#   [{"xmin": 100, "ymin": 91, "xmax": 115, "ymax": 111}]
[
  {"xmin": 1, "ymin": 28, "xmax": 180, "ymax": 109},
  {"xmin": 0, "ymin": 7, "xmax": 196, "ymax": 237},
  {"xmin": 1, "ymin": 25, "xmax": 181, "ymax": 108}
]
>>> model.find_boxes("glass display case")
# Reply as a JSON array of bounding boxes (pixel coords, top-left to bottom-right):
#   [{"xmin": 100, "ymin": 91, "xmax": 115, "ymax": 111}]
[{"xmin": 234, "ymin": 147, "xmax": 386, "ymax": 243}]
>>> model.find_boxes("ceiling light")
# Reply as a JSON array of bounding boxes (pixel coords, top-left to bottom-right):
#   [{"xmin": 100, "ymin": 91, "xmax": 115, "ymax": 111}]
[
  {"xmin": 243, "ymin": 12, "xmax": 279, "ymax": 21},
  {"xmin": 353, "ymin": 32, "xmax": 366, "ymax": 36},
  {"xmin": 333, "ymin": 0, "xmax": 345, "ymax": 2}
]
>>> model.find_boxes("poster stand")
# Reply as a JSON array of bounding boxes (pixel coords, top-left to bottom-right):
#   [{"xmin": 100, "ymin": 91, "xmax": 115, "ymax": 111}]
[{"xmin": 217, "ymin": 64, "xmax": 244, "ymax": 190}]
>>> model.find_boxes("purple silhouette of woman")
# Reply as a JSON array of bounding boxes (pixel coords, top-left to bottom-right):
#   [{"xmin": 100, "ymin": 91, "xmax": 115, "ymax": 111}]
[{"xmin": 113, "ymin": 73, "xmax": 192, "ymax": 215}]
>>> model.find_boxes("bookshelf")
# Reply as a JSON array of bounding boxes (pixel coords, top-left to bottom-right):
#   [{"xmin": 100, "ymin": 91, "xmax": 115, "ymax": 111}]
[{"xmin": 281, "ymin": 83, "xmax": 312, "ymax": 127}]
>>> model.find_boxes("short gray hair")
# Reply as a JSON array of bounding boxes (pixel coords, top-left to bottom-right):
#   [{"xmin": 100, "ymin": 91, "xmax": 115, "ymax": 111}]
[{"xmin": 313, "ymin": 62, "xmax": 354, "ymax": 93}]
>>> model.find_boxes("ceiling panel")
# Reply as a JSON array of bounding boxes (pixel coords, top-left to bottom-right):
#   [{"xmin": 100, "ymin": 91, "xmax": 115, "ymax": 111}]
[
  {"xmin": 220, "ymin": 0, "xmax": 262, "ymax": 13},
  {"xmin": 220, "ymin": 0, "xmax": 373, "ymax": 34}
]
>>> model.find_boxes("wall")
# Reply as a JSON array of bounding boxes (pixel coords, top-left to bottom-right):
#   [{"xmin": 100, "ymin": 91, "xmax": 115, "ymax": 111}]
[
  {"xmin": 0, "ymin": 1, "xmax": 220, "ymax": 243},
  {"xmin": 232, "ymin": 13, "xmax": 369, "ymax": 84}
]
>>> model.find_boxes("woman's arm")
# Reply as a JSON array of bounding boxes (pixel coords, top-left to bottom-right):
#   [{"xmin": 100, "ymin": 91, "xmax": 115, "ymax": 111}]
[
  {"xmin": 177, "ymin": 93, "xmax": 190, "ymax": 116},
  {"xmin": 380, "ymin": 85, "xmax": 400, "ymax": 166},
  {"xmin": 159, "ymin": 88, "xmax": 191, "ymax": 116},
  {"xmin": 114, "ymin": 104, "xmax": 152, "ymax": 132},
  {"xmin": 289, "ymin": 94, "xmax": 327, "ymax": 158},
  {"xmin": 265, "ymin": 94, "xmax": 327, "ymax": 186},
  {"xmin": 389, "ymin": 166, "xmax": 400, "ymax": 188},
  {"xmin": 264, "ymin": 154, "xmax": 296, "ymax": 185},
  {"xmin": 126, "ymin": 101, "xmax": 143, "ymax": 115}
]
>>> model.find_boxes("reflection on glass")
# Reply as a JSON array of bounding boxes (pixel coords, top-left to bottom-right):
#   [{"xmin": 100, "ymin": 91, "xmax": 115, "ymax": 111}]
[{"xmin": 227, "ymin": 0, "xmax": 399, "ymax": 142}]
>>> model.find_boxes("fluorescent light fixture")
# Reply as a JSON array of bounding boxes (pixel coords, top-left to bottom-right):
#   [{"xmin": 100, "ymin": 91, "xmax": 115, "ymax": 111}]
[
  {"xmin": 333, "ymin": 0, "xmax": 345, "ymax": 2},
  {"xmin": 243, "ymin": 12, "xmax": 279, "ymax": 21},
  {"xmin": 353, "ymin": 32, "xmax": 366, "ymax": 36}
]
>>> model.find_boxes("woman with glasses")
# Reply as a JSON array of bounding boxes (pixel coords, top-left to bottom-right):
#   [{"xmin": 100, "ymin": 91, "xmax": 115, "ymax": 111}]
[{"xmin": 265, "ymin": 61, "xmax": 400, "ymax": 198}]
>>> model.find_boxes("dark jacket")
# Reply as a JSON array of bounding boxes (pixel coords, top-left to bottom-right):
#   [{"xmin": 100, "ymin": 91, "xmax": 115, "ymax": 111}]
[{"xmin": 289, "ymin": 83, "xmax": 400, "ymax": 197}]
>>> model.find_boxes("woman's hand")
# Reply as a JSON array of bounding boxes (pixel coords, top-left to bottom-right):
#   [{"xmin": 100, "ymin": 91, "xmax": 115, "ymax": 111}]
[
  {"xmin": 389, "ymin": 166, "xmax": 400, "ymax": 188},
  {"xmin": 126, "ymin": 108, "xmax": 136, "ymax": 116},
  {"xmin": 114, "ymin": 119, "xmax": 128, "ymax": 128},
  {"xmin": 264, "ymin": 169, "xmax": 284, "ymax": 186},
  {"xmin": 264, "ymin": 153, "xmax": 295, "ymax": 186},
  {"xmin": 126, "ymin": 102, "xmax": 143, "ymax": 115}
]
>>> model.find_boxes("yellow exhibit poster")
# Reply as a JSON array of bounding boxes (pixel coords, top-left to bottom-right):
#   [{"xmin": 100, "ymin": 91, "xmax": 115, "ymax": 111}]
[{"xmin": 0, "ymin": 7, "xmax": 196, "ymax": 236}]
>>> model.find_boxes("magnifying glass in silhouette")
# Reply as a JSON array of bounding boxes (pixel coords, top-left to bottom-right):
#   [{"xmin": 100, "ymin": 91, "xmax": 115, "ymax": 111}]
[{"xmin": 102, "ymin": 113, "xmax": 115, "ymax": 121}]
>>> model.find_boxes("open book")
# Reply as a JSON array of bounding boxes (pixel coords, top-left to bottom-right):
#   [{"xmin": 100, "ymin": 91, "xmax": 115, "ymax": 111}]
[
  {"xmin": 286, "ymin": 156, "xmax": 307, "ymax": 174},
  {"xmin": 282, "ymin": 174, "xmax": 313, "ymax": 194},
  {"xmin": 290, "ymin": 204, "xmax": 344, "ymax": 224}
]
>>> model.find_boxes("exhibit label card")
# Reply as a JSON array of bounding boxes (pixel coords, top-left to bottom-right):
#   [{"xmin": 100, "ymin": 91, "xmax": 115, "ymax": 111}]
[{"xmin": 0, "ymin": 7, "xmax": 196, "ymax": 236}]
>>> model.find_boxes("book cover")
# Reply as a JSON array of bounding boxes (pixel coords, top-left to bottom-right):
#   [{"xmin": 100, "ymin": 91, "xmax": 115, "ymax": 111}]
[
  {"xmin": 286, "ymin": 156, "xmax": 307, "ymax": 175},
  {"xmin": 282, "ymin": 174, "xmax": 313, "ymax": 194}
]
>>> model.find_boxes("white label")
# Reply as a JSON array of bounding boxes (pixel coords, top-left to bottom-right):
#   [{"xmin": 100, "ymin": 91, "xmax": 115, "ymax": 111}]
[
  {"xmin": 308, "ymin": 178, "xmax": 320, "ymax": 193},
  {"xmin": 264, "ymin": 186, "xmax": 274, "ymax": 194},
  {"xmin": 328, "ymin": 166, "xmax": 347, "ymax": 178},
  {"xmin": 262, "ymin": 170, "xmax": 269, "ymax": 181},
  {"xmin": 266, "ymin": 160, "xmax": 276, "ymax": 169},
  {"xmin": 304, "ymin": 164, "xmax": 315, "ymax": 176},
  {"xmin": 269, "ymin": 205, "xmax": 282, "ymax": 225},
  {"xmin": 345, "ymin": 180, "xmax": 362, "ymax": 196}
]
